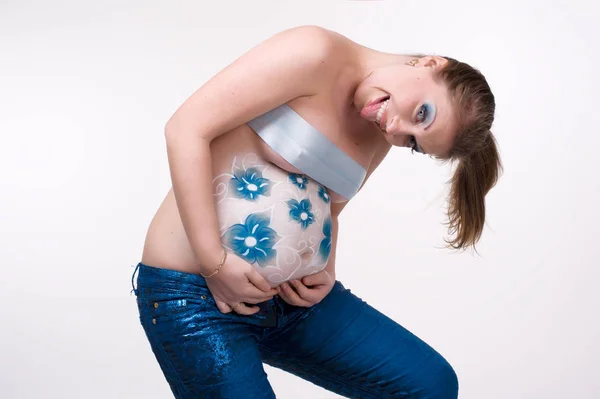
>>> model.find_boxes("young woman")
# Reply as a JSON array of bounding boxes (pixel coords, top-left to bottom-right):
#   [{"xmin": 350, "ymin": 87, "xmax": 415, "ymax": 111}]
[{"xmin": 132, "ymin": 25, "xmax": 501, "ymax": 398}]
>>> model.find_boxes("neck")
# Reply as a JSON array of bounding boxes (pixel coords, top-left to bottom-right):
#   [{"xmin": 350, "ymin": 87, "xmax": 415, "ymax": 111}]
[
  {"xmin": 350, "ymin": 45, "xmax": 413, "ymax": 111},
  {"xmin": 359, "ymin": 47, "xmax": 412, "ymax": 72}
]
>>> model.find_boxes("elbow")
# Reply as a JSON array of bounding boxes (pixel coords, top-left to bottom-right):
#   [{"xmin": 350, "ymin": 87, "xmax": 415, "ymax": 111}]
[
  {"xmin": 164, "ymin": 112, "xmax": 190, "ymax": 139},
  {"xmin": 164, "ymin": 118, "xmax": 212, "ymax": 146},
  {"xmin": 164, "ymin": 120, "xmax": 206, "ymax": 147},
  {"xmin": 164, "ymin": 117, "xmax": 180, "ymax": 140},
  {"xmin": 164, "ymin": 124, "xmax": 181, "ymax": 151}
]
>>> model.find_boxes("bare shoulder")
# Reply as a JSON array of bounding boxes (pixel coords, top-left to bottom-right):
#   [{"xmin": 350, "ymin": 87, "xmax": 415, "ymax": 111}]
[
  {"xmin": 280, "ymin": 25, "xmax": 337, "ymax": 50},
  {"xmin": 285, "ymin": 25, "xmax": 352, "ymax": 54},
  {"xmin": 274, "ymin": 25, "xmax": 351, "ymax": 81},
  {"xmin": 164, "ymin": 25, "xmax": 345, "ymax": 141},
  {"xmin": 253, "ymin": 25, "xmax": 336, "ymax": 65}
]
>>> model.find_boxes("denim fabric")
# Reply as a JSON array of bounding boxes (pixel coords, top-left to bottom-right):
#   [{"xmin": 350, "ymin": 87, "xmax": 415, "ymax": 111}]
[{"xmin": 132, "ymin": 263, "xmax": 458, "ymax": 399}]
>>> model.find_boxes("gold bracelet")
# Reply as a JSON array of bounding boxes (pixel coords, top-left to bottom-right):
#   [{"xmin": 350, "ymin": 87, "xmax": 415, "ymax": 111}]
[{"xmin": 200, "ymin": 246, "xmax": 228, "ymax": 278}]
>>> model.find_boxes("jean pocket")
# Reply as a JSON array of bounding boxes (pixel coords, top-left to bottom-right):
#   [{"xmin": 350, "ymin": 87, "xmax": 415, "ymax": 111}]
[{"xmin": 137, "ymin": 294, "xmax": 214, "ymax": 327}]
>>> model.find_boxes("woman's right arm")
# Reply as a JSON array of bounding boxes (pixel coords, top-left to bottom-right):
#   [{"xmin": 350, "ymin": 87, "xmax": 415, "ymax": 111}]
[{"xmin": 164, "ymin": 25, "xmax": 336, "ymax": 313}]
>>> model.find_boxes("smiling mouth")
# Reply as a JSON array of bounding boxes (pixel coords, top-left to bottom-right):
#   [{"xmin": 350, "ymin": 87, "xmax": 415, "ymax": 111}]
[{"xmin": 375, "ymin": 98, "xmax": 390, "ymax": 131}]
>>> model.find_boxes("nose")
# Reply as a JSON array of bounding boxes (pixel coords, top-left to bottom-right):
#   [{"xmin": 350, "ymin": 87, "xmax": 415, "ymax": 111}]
[{"xmin": 386, "ymin": 117, "xmax": 414, "ymax": 142}]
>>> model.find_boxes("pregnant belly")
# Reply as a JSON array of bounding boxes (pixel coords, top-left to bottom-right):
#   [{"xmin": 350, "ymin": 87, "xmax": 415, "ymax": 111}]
[{"xmin": 212, "ymin": 151, "xmax": 333, "ymax": 286}]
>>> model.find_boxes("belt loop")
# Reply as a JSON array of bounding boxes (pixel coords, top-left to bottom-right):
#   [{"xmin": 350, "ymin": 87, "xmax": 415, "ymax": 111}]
[{"xmin": 130, "ymin": 263, "xmax": 141, "ymax": 296}]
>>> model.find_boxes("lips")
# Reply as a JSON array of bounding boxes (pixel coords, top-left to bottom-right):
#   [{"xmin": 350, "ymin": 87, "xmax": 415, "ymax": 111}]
[
  {"xmin": 360, "ymin": 96, "xmax": 389, "ymax": 121},
  {"xmin": 367, "ymin": 95, "xmax": 389, "ymax": 108}
]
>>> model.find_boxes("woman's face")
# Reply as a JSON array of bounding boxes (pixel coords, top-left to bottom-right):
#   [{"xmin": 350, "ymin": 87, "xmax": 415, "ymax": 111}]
[{"xmin": 357, "ymin": 56, "xmax": 457, "ymax": 157}]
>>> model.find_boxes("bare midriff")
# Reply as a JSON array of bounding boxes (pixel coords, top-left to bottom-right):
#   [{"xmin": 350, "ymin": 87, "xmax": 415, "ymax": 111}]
[{"xmin": 141, "ymin": 124, "xmax": 336, "ymax": 286}]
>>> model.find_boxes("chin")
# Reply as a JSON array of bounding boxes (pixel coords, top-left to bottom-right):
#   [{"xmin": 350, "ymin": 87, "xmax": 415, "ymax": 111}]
[{"xmin": 383, "ymin": 134, "xmax": 397, "ymax": 146}]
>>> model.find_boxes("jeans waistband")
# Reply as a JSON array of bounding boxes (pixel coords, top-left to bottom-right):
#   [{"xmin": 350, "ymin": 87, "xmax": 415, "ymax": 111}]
[
  {"xmin": 132, "ymin": 262, "xmax": 209, "ymax": 297},
  {"xmin": 131, "ymin": 262, "xmax": 285, "ymax": 326}
]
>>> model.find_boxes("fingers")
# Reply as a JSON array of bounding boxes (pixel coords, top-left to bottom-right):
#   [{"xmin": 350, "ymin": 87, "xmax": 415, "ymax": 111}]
[
  {"xmin": 242, "ymin": 287, "xmax": 278, "ymax": 302},
  {"xmin": 278, "ymin": 282, "xmax": 312, "ymax": 307},
  {"xmin": 241, "ymin": 296, "xmax": 274, "ymax": 305},
  {"xmin": 215, "ymin": 298, "xmax": 260, "ymax": 315},
  {"xmin": 244, "ymin": 271, "xmax": 278, "ymax": 300},
  {"xmin": 288, "ymin": 279, "xmax": 317, "ymax": 302},
  {"xmin": 215, "ymin": 299, "xmax": 233, "ymax": 314},
  {"xmin": 230, "ymin": 302, "xmax": 260, "ymax": 315},
  {"xmin": 302, "ymin": 270, "xmax": 331, "ymax": 287},
  {"xmin": 246, "ymin": 269, "xmax": 274, "ymax": 292}
]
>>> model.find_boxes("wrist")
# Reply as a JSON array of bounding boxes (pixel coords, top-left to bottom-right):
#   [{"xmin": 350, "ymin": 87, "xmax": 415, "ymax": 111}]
[{"xmin": 195, "ymin": 244, "xmax": 228, "ymax": 277}]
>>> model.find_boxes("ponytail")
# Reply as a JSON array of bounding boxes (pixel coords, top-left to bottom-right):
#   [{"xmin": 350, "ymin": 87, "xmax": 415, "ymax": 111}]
[{"xmin": 446, "ymin": 132, "xmax": 501, "ymax": 250}]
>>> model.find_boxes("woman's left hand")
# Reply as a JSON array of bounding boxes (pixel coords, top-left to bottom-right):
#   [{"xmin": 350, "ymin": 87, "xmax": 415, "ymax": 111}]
[{"xmin": 276, "ymin": 269, "xmax": 335, "ymax": 307}]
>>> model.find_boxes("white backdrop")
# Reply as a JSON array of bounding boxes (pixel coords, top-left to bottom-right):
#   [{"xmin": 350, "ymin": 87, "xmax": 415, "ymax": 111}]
[{"xmin": 1, "ymin": 1, "xmax": 599, "ymax": 398}]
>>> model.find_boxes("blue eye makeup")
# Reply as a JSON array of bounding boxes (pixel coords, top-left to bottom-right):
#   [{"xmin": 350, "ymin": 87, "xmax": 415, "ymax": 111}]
[
  {"xmin": 416, "ymin": 103, "xmax": 436, "ymax": 128},
  {"xmin": 407, "ymin": 102, "xmax": 435, "ymax": 154}
]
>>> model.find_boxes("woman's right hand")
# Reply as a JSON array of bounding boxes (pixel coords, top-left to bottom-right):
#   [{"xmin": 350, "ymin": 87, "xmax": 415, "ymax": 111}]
[{"xmin": 204, "ymin": 252, "xmax": 279, "ymax": 315}]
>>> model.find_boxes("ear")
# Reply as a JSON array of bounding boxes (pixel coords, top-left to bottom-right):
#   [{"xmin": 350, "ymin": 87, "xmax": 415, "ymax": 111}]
[{"xmin": 418, "ymin": 55, "xmax": 448, "ymax": 69}]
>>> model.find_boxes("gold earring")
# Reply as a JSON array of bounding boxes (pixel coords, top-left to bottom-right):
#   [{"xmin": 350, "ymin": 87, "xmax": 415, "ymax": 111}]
[{"xmin": 407, "ymin": 59, "xmax": 418, "ymax": 67}]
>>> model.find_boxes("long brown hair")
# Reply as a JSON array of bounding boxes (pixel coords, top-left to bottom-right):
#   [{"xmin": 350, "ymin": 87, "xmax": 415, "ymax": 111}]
[{"xmin": 435, "ymin": 57, "xmax": 502, "ymax": 251}]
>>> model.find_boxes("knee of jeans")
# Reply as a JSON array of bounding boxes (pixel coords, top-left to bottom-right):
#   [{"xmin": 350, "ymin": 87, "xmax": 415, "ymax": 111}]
[{"xmin": 421, "ymin": 357, "xmax": 459, "ymax": 399}]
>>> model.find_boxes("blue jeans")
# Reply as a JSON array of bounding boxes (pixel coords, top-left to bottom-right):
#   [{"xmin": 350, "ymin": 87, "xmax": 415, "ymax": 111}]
[{"xmin": 132, "ymin": 263, "xmax": 458, "ymax": 398}]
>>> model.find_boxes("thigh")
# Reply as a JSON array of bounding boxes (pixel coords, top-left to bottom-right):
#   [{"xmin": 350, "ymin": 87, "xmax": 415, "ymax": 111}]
[
  {"xmin": 259, "ymin": 281, "xmax": 458, "ymax": 399},
  {"xmin": 135, "ymin": 277, "xmax": 276, "ymax": 398}
]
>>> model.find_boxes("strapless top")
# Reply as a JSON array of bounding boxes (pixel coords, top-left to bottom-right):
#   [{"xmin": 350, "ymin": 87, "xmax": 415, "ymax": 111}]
[{"xmin": 247, "ymin": 104, "xmax": 366, "ymax": 200}]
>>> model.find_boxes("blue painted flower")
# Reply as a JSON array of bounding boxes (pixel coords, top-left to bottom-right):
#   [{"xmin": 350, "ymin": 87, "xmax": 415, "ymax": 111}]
[
  {"xmin": 288, "ymin": 173, "xmax": 308, "ymax": 190},
  {"xmin": 287, "ymin": 199, "xmax": 315, "ymax": 229},
  {"xmin": 224, "ymin": 213, "xmax": 278, "ymax": 267},
  {"xmin": 231, "ymin": 167, "xmax": 270, "ymax": 201},
  {"xmin": 319, "ymin": 217, "xmax": 332, "ymax": 260},
  {"xmin": 318, "ymin": 185, "xmax": 330, "ymax": 204}
]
